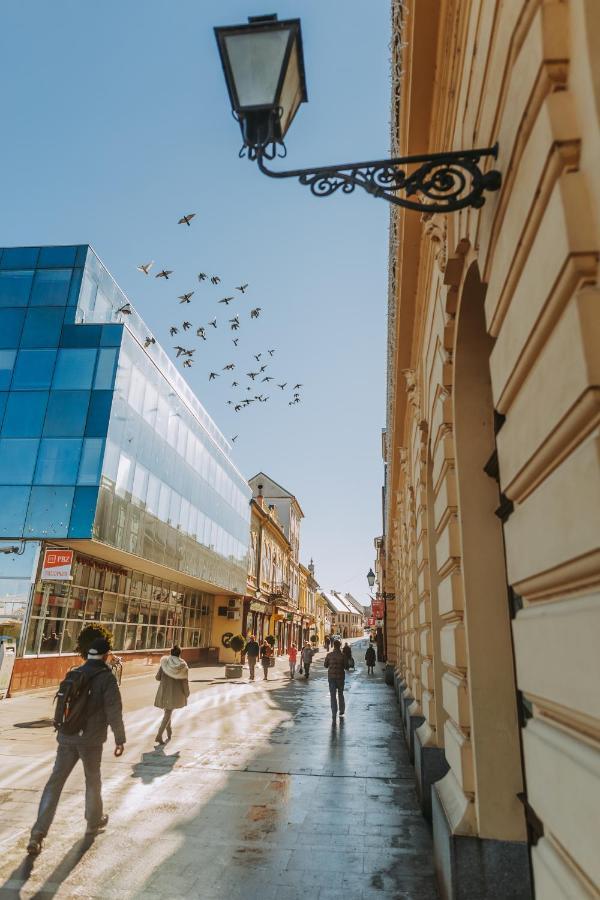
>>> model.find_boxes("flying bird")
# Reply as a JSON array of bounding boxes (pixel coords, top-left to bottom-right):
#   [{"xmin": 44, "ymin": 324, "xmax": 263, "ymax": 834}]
[
  {"xmin": 169, "ymin": 327, "xmax": 178, "ymax": 336},
  {"xmin": 137, "ymin": 261, "xmax": 153, "ymax": 275},
  {"xmin": 182, "ymin": 321, "xmax": 191, "ymax": 331},
  {"xmin": 156, "ymin": 270, "xmax": 173, "ymax": 280},
  {"xmin": 223, "ymin": 363, "xmax": 235, "ymax": 371},
  {"xmin": 247, "ymin": 372, "xmax": 258, "ymax": 380},
  {"xmin": 198, "ymin": 272, "xmax": 207, "ymax": 281},
  {"xmin": 250, "ymin": 307, "xmax": 261, "ymax": 319},
  {"xmin": 236, "ymin": 284, "xmax": 249, "ymax": 293},
  {"xmin": 254, "ymin": 353, "xmax": 262, "ymax": 362},
  {"xmin": 144, "ymin": 337, "xmax": 156, "ymax": 348},
  {"xmin": 210, "ymin": 276, "xmax": 221, "ymax": 285},
  {"xmin": 117, "ymin": 303, "xmax": 132, "ymax": 315},
  {"xmin": 209, "ymin": 372, "xmax": 219, "ymax": 381},
  {"xmin": 230, "ymin": 320, "xmax": 240, "ymax": 331},
  {"xmin": 268, "ymin": 349, "xmax": 277, "ymax": 356},
  {"xmin": 219, "ymin": 297, "xmax": 234, "ymax": 305},
  {"xmin": 183, "ymin": 359, "xmax": 193, "ymax": 368},
  {"xmin": 232, "ymin": 338, "xmax": 239, "ymax": 346},
  {"xmin": 234, "ymin": 404, "xmax": 242, "ymax": 412},
  {"xmin": 231, "ymin": 435, "xmax": 238, "ymax": 443},
  {"xmin": 178, "ymin": 292, "xmax": 194, "ymax": 304},
  {"xmin": 184, "ymin": 349, "xmax": 195, "ymax": 357},
  {"xmin": 293, "ymin": 384, "xmax": 303, "ymax": 390},
  {"xmin": 278, "ymin": 383, "xmax": 287, "ymax": 390},
  {"xmin": 262, "ymin": 376, "xmax": 273, "ymax": 382},
  {"xmin": 178, "ymin": 213, "xmax": 196, "ymax": 226},
  {"xmin": 174, "ymin": 346, "xmax": 186, "ymax": 357},
  {"xmin": 232, "ymin": 380, "xmax": 239, "ymax": 387},
  {"xmin": 196, "ymin": 327, "xmax": 206, "ymax": 340},
  {"xmin": 209, "ymin": 319, "xmax": 217, "ymax": 328}
]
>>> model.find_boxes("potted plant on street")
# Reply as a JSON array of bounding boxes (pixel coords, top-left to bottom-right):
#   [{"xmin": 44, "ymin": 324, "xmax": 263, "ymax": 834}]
[{"xmin": 225, "ymin": 633, "xmax": 245, "ymax": 679}]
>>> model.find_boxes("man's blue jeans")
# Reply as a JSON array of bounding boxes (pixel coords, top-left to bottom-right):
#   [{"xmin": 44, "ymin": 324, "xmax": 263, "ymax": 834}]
[
  {"xmin": 328, "ymin": 678, "xmax": 345, "ymax": 716},
  {"xmin": 31, "ymin": 742, "xmax": 104, "ymax": 837}
]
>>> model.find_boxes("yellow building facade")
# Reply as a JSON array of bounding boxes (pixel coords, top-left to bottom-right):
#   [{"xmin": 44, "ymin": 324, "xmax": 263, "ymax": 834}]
[{"xmin": 383, "ymin": 1, "xmax": 600, "ymax": 897}]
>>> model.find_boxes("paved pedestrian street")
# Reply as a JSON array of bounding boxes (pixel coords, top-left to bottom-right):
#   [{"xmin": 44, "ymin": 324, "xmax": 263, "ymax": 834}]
[{"xmin": 0, "ymin": 640, "xmax": 438, "ymax": 899}]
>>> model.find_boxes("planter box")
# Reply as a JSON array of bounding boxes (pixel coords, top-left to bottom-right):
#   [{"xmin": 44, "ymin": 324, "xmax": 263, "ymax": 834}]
[{"xmin": 225, "ymin": 663, "xmax": 243, "ymax": 679}]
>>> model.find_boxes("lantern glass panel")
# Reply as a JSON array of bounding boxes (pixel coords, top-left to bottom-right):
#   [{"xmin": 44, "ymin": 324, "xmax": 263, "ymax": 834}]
[
  {"xmin": 224, "ymin": 28, "xmax": 291, "ymax": 109},
  {"xmin": 278, "ymin": 38, "xmax": 303, "ymax": 137}
]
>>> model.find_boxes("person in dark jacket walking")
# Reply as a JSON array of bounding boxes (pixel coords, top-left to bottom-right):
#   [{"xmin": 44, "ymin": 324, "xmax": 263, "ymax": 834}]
[
  {"xmin": 154, "ymin": 646, "xmax": 190, "ymax": 744},
  {"xmin": 300, "ymin": 642, "xmax": 314, "ymax": 679},
  {"xmin": 260, "ymin": 639, "xmax": 273, "ymax": 680},
  {"xmin": 365, "ymin": 644, "xmax": 376, "ymax": 674},
  {"xmin": 245, "ymin": 634, "xmax": 260, "ymax": 681},
  {"xmin": 324, "ymin": 639, "xmax": 350, "ymax": 719},
  {"xmin": 27, "ymin": 637, "xmax": 126, "ymax": 856}
]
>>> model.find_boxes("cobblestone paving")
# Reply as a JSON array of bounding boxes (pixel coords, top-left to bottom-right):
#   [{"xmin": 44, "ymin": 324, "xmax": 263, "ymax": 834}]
[{"xmin": 0, "ymin": 639, "xmax": 438, "ymax": 899}]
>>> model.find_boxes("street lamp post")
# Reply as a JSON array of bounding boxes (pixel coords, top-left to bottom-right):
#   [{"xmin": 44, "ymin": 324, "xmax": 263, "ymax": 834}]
[{"xmin": 214, "ymin": 14, "xmax": 502, "ymax": 213}]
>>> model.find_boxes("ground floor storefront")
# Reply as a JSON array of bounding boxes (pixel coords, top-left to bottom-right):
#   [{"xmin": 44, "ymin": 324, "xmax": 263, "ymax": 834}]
[{"xmin": 5, "ymin": 540, "xmax": 233, "ymax": 693}]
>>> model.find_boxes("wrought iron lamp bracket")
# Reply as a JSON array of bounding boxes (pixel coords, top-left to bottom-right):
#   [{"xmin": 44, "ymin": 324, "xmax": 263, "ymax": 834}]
[{"xmin": 250, "ymin": 141, "xmax": 501, "ymax": 213}]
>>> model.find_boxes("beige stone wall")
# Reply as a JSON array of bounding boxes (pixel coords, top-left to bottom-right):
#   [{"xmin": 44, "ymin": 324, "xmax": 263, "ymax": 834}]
[{"xmin": 385, "ymin": 0, "xmax": 600, "ymax": 892}]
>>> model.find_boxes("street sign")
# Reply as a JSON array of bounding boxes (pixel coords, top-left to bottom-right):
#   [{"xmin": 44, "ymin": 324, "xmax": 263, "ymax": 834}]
[
  {"xmin": 41, "ymin": 549, "xmax": 74, "ymax": 581},
  {"xmin": 371, "ymin": 599, "xmax": 385, "ymax": 619}
]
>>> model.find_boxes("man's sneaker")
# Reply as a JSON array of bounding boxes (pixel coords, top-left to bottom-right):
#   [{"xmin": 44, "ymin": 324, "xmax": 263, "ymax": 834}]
[
  {"xmin": 86, "ymin": 814, "xmax": 109, "ymax": 835},
  {"xmin": 27, "ymin": 834, "xmax": 43, "ymax": 856},
  {"xmin": 339, "ymin": 711, "xmax": 345, "ymax": 717}
]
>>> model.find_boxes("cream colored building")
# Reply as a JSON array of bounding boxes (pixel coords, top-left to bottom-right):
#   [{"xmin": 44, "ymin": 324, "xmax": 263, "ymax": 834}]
[{"xmin": 382, "ymin": 1, "xmax": 600, "ymax": 898}]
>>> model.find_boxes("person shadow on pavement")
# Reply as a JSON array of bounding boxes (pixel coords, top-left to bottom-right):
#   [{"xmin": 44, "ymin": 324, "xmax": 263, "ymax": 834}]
[
  {"xmin": 130, "ymin": 746, "xmax": 180, "ymax": 785},
  {"xmin": 0, "ymin": 834, "xmax": 95, "ymax": 899}
]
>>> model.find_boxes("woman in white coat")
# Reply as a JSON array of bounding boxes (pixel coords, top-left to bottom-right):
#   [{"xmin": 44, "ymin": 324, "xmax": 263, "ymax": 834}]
[{"xmin": 154, "ymin": 645, "xmax": 190, "ymax": 744}]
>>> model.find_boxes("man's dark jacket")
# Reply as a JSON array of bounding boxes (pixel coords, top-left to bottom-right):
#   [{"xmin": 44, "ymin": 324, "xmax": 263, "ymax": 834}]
[
  {"xmin": 324, "ymin": 649, "xmax": 349, "ymax": 681},
  {"xmin": 58, "ymin": 660, "xmax": 126, "ymax": 747},
  {"xmin": 245, "ymin": 640, "xmax": 260, "ymax": 658}
]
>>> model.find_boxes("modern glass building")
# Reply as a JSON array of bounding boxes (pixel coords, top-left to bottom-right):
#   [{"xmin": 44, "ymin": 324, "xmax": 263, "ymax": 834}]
[{"xmin": 0, "ymin": 245, "xmax": 251, "ymax": 687}]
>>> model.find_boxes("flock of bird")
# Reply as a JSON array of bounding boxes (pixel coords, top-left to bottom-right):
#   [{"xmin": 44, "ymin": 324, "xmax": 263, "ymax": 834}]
[{"xmin": 126, "ymin": 213, "xmax": 304, "ymax": 445}]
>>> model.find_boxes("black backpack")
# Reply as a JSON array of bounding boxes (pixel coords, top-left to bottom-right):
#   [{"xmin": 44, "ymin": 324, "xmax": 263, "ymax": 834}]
[{"xmin": 53, "ymin": 667, "xmax": 102, "ymax": 736}]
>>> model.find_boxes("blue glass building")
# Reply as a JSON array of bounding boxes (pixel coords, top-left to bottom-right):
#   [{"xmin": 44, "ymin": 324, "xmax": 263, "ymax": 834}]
[{"xmin": 0, "ymin": 245, "xmax": 251, "ymax": 680}]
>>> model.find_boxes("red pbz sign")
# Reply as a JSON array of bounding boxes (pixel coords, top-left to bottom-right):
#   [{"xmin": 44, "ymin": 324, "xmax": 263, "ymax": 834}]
[{"xmin": 41, "ymin": 549, "xmax": 74, "ymax": 581}]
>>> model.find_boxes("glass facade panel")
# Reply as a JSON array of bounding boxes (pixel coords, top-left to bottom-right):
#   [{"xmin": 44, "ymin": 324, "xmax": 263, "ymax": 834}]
[
  {"xmin": 0, "ymin": 485, "xmax": 31, "ymax": 536},
  {"xmin": 52, "ymin": 348, "xmax": 97, "ymax": 389},
  {"xmin": 85, "ymin": 390, "xmax": 112, "ymax": 437},
  {"xmin": 0, "ymin": 350, "xmax": 16, "ymax": 389},
  {"xmin": 94, "ymin": 347, "xmax": 118, "ymax": 389},
  {"xmin": 2, "ymin": 391, "xmax": 49, "ymax": 437},
  {"xmin": 34, "ymin": 438, "xmax": 82, "ymax": 484},
  {"xmin": 21, "ymin": 306, "xmax": 65, "ymax": 348},
  {"xmin": 30, "ymin": 269, "xmax": 72, "ymax": 306},
  {"xmin": 38, "ymin": 246, "xmax": 77, "ymax": 268},
  {"xmin": 0, "ymin": 308, "xmax": 26, "ymax": 348},
  {"xmin": 43, "ymin": 390, "xmax": 90, "ymax": 436},
  {"xmin": 12, "ymin": 349, "xmax": 56, "ymax": 390},
  {"xmin": 78, "ymin": 438, "xmax": 104, "ymax": 485},
  {"xmin": 25, "ymin": 486, "xmax": 75, "ymax": 536},
  {"xmin": 69, "ymin": 486, "xmax": 99, "ymax": 537},
  {"xmin": 0, "ymin": 270, "xmax": 34, "ymax": 306},
  {"xmin": 0, "ymin": 248, "xmax": 39, "ymax": 269},
  {"xmin": 0, "ymin": 438, "xmax": 39, "ymax": 483}
]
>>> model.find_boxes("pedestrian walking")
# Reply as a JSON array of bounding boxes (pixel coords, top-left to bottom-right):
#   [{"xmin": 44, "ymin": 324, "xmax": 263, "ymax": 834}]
[
  {"xmin": 288, "ymin": 643, "xmax": 298, "ymax": 678},
  {"xmin": 260, "ymin": 639, "xmax": 273, "ymax": 680},
  {"xmin": 245, "ymin": 633, "xmax": 260, "ymax": 681},
  {"xmin": 324, "ymin": 639, "xmax": 350, "ymax": 720},
  {"xmin": 154, "ymin": 645, "xmax": 189, "ymax": 744},
  {"xmin": 324, "ymin": 636, "xmax": 330, "ymax": 652},
  {"xmin": 27, "ymin": 637, "xmax": 126, "ymax": 856},
  {"xmin": 301, "ymin": 642, "xmax": 314, "ymax": 679},
  {"xmin": 342, "ymin": 642, "xmax": 354, "ymax": 669},
  {"xmin": 365, "ymin": 643, "xmax": 376, "ymax": 675}
]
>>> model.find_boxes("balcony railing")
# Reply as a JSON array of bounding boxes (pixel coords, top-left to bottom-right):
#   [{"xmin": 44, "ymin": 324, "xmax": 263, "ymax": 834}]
[{"xmin": 271, "ymin": 581, "xmax": 290, "ymax": 600}]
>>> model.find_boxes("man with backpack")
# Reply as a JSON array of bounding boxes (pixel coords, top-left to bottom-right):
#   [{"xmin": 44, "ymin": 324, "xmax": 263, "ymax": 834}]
[{"xmin": 27, "ymin": 637, "xmax": 126, "ymax": 856}]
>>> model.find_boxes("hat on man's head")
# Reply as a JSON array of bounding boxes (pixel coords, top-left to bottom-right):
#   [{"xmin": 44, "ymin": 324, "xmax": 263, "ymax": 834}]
[{"xmin": 87, "ymin": 637, "xmax": 111, "ymax": 659}]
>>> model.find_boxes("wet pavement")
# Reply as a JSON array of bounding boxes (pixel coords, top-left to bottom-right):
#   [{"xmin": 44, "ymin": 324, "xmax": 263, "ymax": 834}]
[{"xmin": 0, "ymin": 639, "xmax": 438, "ymax": 899}]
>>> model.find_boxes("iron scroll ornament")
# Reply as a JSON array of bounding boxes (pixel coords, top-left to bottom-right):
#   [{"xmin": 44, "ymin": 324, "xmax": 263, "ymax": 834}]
[{"xmin": 252, "ymin": 144, "xmax": 501, "ymax": 213}]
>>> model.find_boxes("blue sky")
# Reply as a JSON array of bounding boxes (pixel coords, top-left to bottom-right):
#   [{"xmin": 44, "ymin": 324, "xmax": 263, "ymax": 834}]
[{"xmin": 1, "ymin": 1, "xmax": 390, "ymax": 604}]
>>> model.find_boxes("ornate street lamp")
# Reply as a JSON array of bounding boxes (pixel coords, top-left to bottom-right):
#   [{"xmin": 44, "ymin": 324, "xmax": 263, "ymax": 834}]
[
  {"xmin": 366, "ymin": 569, "xmax": 376, "ymax": 590},
  {"xmin": 214, "ymin": 14, "xmax": 502, "ymax": 213}
]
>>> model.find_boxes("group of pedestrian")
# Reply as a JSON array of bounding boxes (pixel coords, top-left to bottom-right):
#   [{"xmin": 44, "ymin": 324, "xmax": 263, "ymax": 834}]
[{"xmin": 27, "ymin": 631, "xmax": 372, "ymax": 857}]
